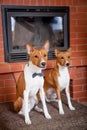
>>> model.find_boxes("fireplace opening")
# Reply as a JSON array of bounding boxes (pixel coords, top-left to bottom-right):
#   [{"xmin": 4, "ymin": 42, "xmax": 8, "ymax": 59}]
[{"xmin": 2, "ymin": 6, "xmax": 70, "ymax": 62}]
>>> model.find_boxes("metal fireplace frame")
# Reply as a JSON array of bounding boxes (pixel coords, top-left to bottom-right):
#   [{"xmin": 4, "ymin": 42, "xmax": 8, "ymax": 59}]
[{"xmin": 2, "ymin": 5, "xmax": 70, "ymax": 62}]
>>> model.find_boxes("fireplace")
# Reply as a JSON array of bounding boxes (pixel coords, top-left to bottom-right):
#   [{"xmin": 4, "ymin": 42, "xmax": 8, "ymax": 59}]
[{"xmin": 2, "ymin": 5, "xmax": 70, "ymax": 62}]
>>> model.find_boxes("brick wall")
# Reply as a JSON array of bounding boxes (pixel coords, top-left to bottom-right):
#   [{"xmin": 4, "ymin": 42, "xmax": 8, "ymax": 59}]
[{"xmin": 0, "ymin": 0, "xmax": 87, "ymax": 103}]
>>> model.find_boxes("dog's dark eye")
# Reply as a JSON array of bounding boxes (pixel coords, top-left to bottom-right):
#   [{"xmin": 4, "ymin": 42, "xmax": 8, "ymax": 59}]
[
  {"xmin": 44, "ymin": 54, "xmax": 47, "ymax": 57},
  {"xmin": 68, "ymin": 56, "xmax": 70, "ymax": 59},
  {"xmin": 34, "ymin": 55, "xmax": 38, "ymax": 58},
  {"xmin": 61, "ymin": 57, "xmax": 64, "ymax": 59}
]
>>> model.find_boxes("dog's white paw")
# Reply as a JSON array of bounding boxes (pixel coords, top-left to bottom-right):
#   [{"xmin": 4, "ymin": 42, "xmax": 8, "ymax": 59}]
[
  {"xmin": 34, "ymin": 106, "xmax": 43, "ymax": 113},
  {"xmin": 59, "ymin": 109, "xmax": 64, "ymax": 115},
  {"xmin": 25, "ymin": 117, "xmax": 31, "ymax": 125},
  {"xmin": 69, "ymin": 106, "xmax": 75, "ymax": 110},
  {"xmin": 45, "ymin": 113, "xmax": 52, "ymax": 119},
  {"xmin": 18, "ymin": 110, "xmax": 24, "ymax": 115}
]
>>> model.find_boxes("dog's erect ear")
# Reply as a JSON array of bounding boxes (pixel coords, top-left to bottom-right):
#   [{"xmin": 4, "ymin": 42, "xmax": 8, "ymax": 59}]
[
  {"xmin": 26, "ymin": 43, "xmax": 34, "ymax": 54},
  {"xmin": 54, "ymin": 48, "xmax": 60, "ymax": 57},
  {"xmin": 43, "ymin": 40, "xmax": 50, "ymax": 52},
  {"xmin": 67, "ymin": 48, "xmax": 72, "ymax": 53}
]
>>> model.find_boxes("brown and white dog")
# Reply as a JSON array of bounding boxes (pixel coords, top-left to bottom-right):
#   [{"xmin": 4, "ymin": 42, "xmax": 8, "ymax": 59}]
[
  {"xmin": 14, "ymin": 40, "xmax": 51, "ymax": 125},
  {"xmin": 43, "ymin": 48, "xmax": 75, "ymax": 114}
]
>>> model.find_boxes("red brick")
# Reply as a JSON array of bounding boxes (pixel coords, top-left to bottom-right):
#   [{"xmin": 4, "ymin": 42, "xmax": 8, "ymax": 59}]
[
  {"xmin": 61, "ymin": 0, "xmax": 67, "ymax": 6},
  {"xmin": 43, "ymin": 0, "xmax": 50, "ymax": 6},
  {"xmin": 37, "ymin": 0, "xmax": 43, "ymax": 5},
  {"xmin": 67, "ymin": 0, "xmax": 73, "ymax": 5},
  {"xmin": 73, "ymin": 91, "xmax": 87, "ymax": 98},
  {"xmin": 70, "ymin": 19, "xmax": 77, "ymax": 25},
  {"xmin": 70, "ymin": 26, "xmax": 87, "ymax": 33},
  {"xmin": 49, "ymin": 0, "xmax": 56, "ymax": 6},
  {"xmin": 79, "ymin": 97, "xmax": 87, "ymax": 102},
  {"xmin": 16, "ymin": 0, "xmax": 24, "ymax": 5},
  {"xmin": 70, "ymin": 45, "xmax": 77, "ymax": 51},
  {"xmin": 0, "ymin": 36, "xmax": 3, "ymax": 43},
  {"xmin": 82, "ymin": 70, "xmax": 87, "ymax": 78},
  {"xmin": 55, "ymin": 0, "xmax": 61, "ymax": 5},
  {"xmin": 0, "ymin": 64, "xmax": 10, "ymax": 73},
  {"xmin": 70, "ymin": 33, "xmax": 77, "ymax": 39},
  {"xmin": 30, "ymin": 0, "xmax": 37, "ymax": 6},
  {"xmin": 71, "ymin": 59, "xmax": 81, "ymax": 66},
  {"xmin": 78, "ymin": 0, "xmax": 87, "ymax": 5},
  {"xmin": 77, "ymin": 33, "xmax": 87, "ymax": 39},
  {"xmin": 70, "ymin": 68, "xmax": 84, "ymax": 79},
  {"xmin": 3, "ymin": 0, "xmax": 15, "ymax": 4},
  {"xmin": 71, "ymin": 39, "xmax": 87, "ymax": 45},
  {"xmin": 82, "ymin": 59, "xmax": 87, "ymax": 66},
  {"xmin": 0, "ymin": 95, "xmax": 5, "ymax": 103},
  {"xmin": 74, "ymin": 72, "xmax": 83, "ymax": 79},
  {"xmin": 0, "ymin": 0, "xmax": 3, "ymax": 4},
  {"xmin": 0, "ymin": 49, "xmax": 4, "ymax": 56},
  {"xmin": 76, "ymin": 66, "xmax": 86, "ymax": 72},
  {"xmin": 0, "ymin": 73, "xmax": 13, "ymax": 80},
  {"xmin": 73, "ymin": 0, "xmax": 79, "ymax": 6},
  {"xmin": 10, "ymin": 63, "xmax": 23, "ymax": 72},
  {"xmin": 72, "ymin": 51, "xmax": 87, "ymax": 58},
  {"xmin": 0, "ymin": 56, "xmax": 4, "ymax": 63},
  {"xmin": 23, "ymin": 0, "xmax": 29, "ymax": 5},
  {"xmin": 47, "ymin": 60, "xmax": 56, "ymax": 68},
  {"xmin": 77, "ymin": 44, "xmax": 87, "ymax": 51},
  {"xmin": 82, "ymin": 85, "xmax": 87, "ymax": 91},
  {"xmin": 77, "ymin": 7, "xmax": 87, "ymax": 12},
  {"xmin": 0, "ymin": 40, "xmax": 4, "ymax": 49},
  {"xmin": 5, "ymin": 79, "xmax": 15, "ymax": 87},
  {"xmin": 0, "ymin": 80, "xmax": 5, "ymax": 88},
  {"xmin": 70, "ymin": 7, "xmax": 77, "ymax": 13},
  {"xmin": 73, "ymin": 79, "xmax": 87, "ymax": 85},
  {"xmin": 72, "ymin": 85, "xmax": 83, "ymax": 92},
  {"xmin": 6, "ymin": 94, "xmax": 16, "ymax": 102},
  {"xmin": 77, "ymin": 20, "xmax": 87, "ymax": 25},
  {"xmin": 0, "ymin": 87, "xmax": 16, "ymax": 95},
  {"xmin": 71, "ymin": 13, "xmax": 87, "ymax": 19}
]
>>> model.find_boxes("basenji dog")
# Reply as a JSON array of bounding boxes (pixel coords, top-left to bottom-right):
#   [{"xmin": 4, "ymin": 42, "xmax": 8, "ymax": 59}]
[
  {"xmin": 43, "ymin": 48, "xmax": 75, "ymax": 114},
  {"xmin": 14, "ymin": 40, "xmax": 51, "ymax": 125}
]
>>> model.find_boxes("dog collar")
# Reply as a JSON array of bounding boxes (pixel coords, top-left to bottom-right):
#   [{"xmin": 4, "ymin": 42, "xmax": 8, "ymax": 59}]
[{"xmin": 32, "ymin": 73, "xmax": 44, "ymax": 78}]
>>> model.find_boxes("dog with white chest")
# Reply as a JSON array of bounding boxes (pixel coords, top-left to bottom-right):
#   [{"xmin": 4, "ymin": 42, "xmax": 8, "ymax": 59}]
[
  {"xmin": 14, "ymin": 40, "xmax": 51, "ymax": 125},
  {"xmin": 43, "ymin": 48, "xmax": 75, "ymax": 114}
]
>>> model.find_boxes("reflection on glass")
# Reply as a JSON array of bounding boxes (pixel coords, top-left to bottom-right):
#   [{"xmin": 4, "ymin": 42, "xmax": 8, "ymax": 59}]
[
  {"xmin": 11, "ymin": 17, "xmax": 16, "ymax": 45},
  {"xmin": 11, "ymin": 16, "xmax": 64, "ymax": 50}
]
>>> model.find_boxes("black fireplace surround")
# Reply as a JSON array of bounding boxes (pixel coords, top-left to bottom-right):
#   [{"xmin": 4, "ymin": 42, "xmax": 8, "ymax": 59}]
[{"xmin": 2, "ymin": 5, "xmax": 70, "ymax": 62}]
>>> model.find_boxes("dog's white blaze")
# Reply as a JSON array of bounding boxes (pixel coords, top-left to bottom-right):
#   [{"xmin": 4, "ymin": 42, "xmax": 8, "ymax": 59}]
[
  {"xmin": 58, "ymin": 64, "xmax": 70, "ymax": 91},
  {"xmin": 24, "ymin": 61, "xmax": 44, "ymax": 96}
]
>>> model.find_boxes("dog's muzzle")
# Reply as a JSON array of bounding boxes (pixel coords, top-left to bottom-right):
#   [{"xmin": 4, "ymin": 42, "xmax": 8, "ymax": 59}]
[
  {"xmin": 65, "ymin": 62, "xmax": 70, "ymax": 67},
  {"xmin": 40, "ymin": 62, "xmax": 46, "ymax": 68}
]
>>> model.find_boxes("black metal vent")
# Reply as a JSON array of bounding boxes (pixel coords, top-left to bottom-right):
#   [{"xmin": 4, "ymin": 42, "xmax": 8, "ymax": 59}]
[
  {"xmin": 48, "ymin": 50, "xmax": 56, "ymax": 60},
  {"xmin": 9, "ymin": 50, "xmax": 56, "ymax": 62},
  {"xmin": 9, "ymin": 53, "xmax": 28, "ymax": 62}
]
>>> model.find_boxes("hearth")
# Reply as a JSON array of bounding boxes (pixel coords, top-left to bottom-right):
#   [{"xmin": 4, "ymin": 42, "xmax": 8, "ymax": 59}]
[{"xmin": 2, "ymin": 5, "xmax": 70, "ymax": 62}]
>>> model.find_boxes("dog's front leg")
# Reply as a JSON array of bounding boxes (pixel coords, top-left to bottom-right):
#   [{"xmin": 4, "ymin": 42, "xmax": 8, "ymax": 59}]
[
  {"xmin": 39, "ymin": 87, "xmax": 51, "ymax": 119},
  {"xmin": 65, "ymin": 85, "xmax": 75, "ymax": 110},
  {"xmin": 23, "ymin": 90, "xmax": 31, "ymax": 125},
  {"xmin": 54, "ymin": 79, "xmax": 64, "ymax": 114}
]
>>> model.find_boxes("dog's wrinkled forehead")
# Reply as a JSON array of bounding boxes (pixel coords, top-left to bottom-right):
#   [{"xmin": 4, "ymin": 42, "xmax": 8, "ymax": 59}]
[
  {"xmin": 30, "ymin": 48, "xmax": 47, "ymax": 57},
  {"xmin": 58, "ymin": 51, "xmax": 71, "ymax": 59}
]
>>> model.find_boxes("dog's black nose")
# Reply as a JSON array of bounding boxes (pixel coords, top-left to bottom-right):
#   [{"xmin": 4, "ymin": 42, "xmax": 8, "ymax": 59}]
[
  {"xmin": 66, "ymin": 63, "xmax": 70, "ymax": 67},
  {"xmin": 41, "ymin": 62, "xmax": 46, "ymax": 67}
]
